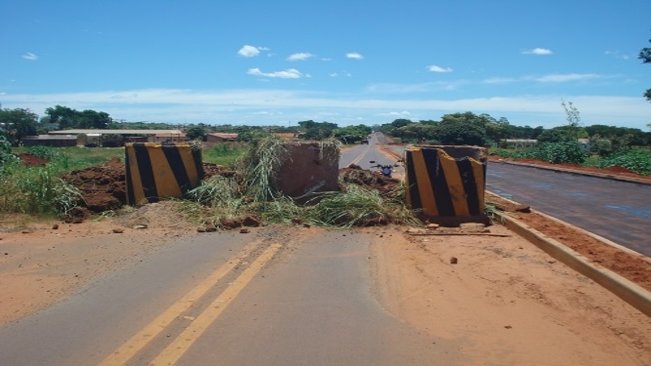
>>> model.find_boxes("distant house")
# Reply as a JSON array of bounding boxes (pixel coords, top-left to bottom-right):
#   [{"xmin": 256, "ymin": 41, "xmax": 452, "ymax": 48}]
[
  {"xmin": 502, "ymin": 139, "xmax": 538, "ymax": 149},
  {"xmin": 206, "ymin": 133, "xmax": 239, "ymax": 146},
  {"xmin": 22, "ymin": 135, "xmax": 78, "ymax": 147},
  {"xmin": 47, "ymin": 129, "xmax": 187, "ymax": 146},
  {"xmin": 272, "ymin": 132, "xmax": 297, "ymax": 140}
]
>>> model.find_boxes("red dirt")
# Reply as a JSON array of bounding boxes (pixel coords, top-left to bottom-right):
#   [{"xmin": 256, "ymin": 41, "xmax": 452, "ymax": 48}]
[
  {"xmin": 63, "ymin": 161, "xmax": 241, "ymax": 216},
  {"xmin": 487, "ymin": 193, "xmax": 651, "ymax": 291},
  {"xmin": 17, "ymin": 153, "xmax": 49, "ymax": 166},
  {"xmin": 63, "ymin": 158, "xmax": 127, "ymax": 213}
]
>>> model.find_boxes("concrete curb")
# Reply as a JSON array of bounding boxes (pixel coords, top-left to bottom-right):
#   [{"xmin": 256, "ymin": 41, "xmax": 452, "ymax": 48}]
[
  {"xmin": 496, "ymin": 212, "xmax": 651, "ymax": 317},
  {"xmin": 490, "ymin": 159, "xmax": 651, "ymax": 186},
  {"xmin": 486, "ymin": 191, "xmax": 651, "ymax": 263}
]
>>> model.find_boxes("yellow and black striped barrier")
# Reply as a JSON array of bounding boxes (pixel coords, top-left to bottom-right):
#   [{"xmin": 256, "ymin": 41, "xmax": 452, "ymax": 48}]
[
  {"xmin": 405, "ymin": 146, "xmax": 486, "ymax": 218},
  {"xmin": 125, "ymin": 143, "xmax": 204, "ymax": 205}
]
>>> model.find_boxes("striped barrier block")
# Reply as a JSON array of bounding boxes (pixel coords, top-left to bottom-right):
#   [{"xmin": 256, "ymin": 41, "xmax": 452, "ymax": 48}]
[
  {"xmin": 405, "ymin": 146, "xmax": 486, "ymax": 218},
  {"xmin": 125, "ymin": 143, "xmax": 204, "ymax": 205}
]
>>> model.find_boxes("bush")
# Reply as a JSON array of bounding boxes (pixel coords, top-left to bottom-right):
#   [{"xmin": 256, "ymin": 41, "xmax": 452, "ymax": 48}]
[
  {"xmin": 598, "ymin": 149, "xmax": 651, "ymax": 175},
  {"xmin": 25, "ymin": 145, "xmax": 60, "ymax": 160},
  {"xmin": 0, "ymin": 164, "xmax": 83, "ymax": 216},
  {"xmin": 514, "ymin": 142, "xmax": 586, "ymax": 164},
  {"xmin": 0, "ymin": 135, "xmax": 17, "ymax": 171},
  {"xmin": 537, "ymin": 142, "xmax": 587, "ymax": 164}
]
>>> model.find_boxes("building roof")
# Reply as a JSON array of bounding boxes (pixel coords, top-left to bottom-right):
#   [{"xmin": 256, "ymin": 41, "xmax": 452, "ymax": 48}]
[
  {"xmin": 49, "ymin": 129, "xmax": 184, "ymax": 136},
  {"xmin": 208, "ymin": 132, "xmax": 239, "ymax": 139},
  {"xmin": 23, "ymin": 135, "xmax": 78, "ymax": 140}
]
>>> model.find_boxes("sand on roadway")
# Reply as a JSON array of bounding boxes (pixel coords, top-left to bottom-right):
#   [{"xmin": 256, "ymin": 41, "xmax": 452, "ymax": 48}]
[{"xmin": 0, "ymin": 206, "xmax": 649, "ymax": 365}]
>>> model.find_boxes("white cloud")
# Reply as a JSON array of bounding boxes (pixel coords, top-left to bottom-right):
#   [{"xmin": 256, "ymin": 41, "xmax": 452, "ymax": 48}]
[
  {"xmin": 287, "ymin": 52, "xmax": 314, "ymax": 61},
  {"xmin": 346, "ymin": 52, "xmax": 364, "ymax": 60},
  {"xmin": 522, "ymin": 48, "xmax": 553, "ymax": 56},
  {"xmin": 237, "ymin": 45, "xmax": 267, "ymax": 58},
  {"xmin": 534, "ymin": 73, "xmax": 600, "ymax": 83},
  {"xmin": 482, "ymin": 77, "xmax": 518, "ymax": 84},
  {"xmin": 247, "ymin": 67, "xmax": 304, "ymax": 79},
  {"xmin": 22, "ymin": 52, "xmax": 38, "ymax": 61},
  {"xmin": 367, "ymin": 81, "xmax": 466, "ymax": 93},
  {"xmin": 329, "ymin": 73, "xmax": 338, "ymax": 78},
  {"xmin": 605, "ymin": 50, "xmax": 631, "ymax": 60},
  {"xmin": 427, "ymin": 65, "xmax": 453, "ymax": 73},
  {"xmin": 1, "ymin": 89, "xmax": 649, "ymax": 129},
  {"xmin": 384, "ymin": 111, "xmax": 412, "ymax": 117}
]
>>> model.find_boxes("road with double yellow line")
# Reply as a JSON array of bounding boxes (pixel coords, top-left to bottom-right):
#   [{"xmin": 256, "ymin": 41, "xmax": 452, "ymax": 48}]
[{"xmin": 0, "ymin": 228, "xmax": 455, "ymax": 366}]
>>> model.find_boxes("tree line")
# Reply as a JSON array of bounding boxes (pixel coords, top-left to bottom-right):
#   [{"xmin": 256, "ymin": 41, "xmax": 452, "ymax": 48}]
[{"xmin": 1, "ymin": 104, "xmax": 649, "ymax": 153}]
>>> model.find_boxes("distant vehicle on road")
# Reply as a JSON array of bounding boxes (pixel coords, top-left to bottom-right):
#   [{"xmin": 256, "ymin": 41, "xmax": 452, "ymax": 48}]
[{"xmin": 360, "ymin": 139, "xmax": 369, "ymax": 144}]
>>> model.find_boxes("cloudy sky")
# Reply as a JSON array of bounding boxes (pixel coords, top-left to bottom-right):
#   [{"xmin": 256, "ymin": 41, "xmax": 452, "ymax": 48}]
[{"xmin": 1, "ymin": 0, "xmax": 650, "ymax": 128}]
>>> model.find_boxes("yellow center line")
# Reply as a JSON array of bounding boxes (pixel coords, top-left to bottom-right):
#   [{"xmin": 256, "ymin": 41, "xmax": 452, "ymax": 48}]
[
  {"xmin": 149, "ymin": 243, "xmax": 282, "ymax": 366},
  {"xmin": 98, "ymin": 239, "xmax": 264, "ymax": 366},
  {"xmin": 348, "ymin": 145, "xmax": 370, "ymax": 166}
]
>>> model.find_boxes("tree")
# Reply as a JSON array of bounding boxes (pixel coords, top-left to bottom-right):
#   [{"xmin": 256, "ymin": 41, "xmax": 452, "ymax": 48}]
[
  {"xmin": 333, "ymin": 124, "xmax": 372, "ymax": 143},
  {"xmin": 0, "ymin": 108, "xmax": 38, "ymax": 145},
  {"xmin": 45, "ymin": 105, "xmax": 112, "ymax": 129},
  {"xmin": 297, "ymin": 120, "xmax": 338, "ymax": 140},
  {"xmin": 185, "ymin": 126, "xmax": 207, "ymax": 140},
  {"xmin": 78, "ymin": 110, "xmax": 112, "ymax": 129},
  {"xmin": 45, "ymin": 105, "xmax": 77, "ymax": 129},
  {"xmin": 435, "ymin": 120, "xmax": 486, "ymax": 145},
  {"xmin": 640, "ymin": 37, "xmax": 651, "ymax": 102},
  {"xmin": 394, "ymin": 124, "xmax": 437, "ymax": 142}
]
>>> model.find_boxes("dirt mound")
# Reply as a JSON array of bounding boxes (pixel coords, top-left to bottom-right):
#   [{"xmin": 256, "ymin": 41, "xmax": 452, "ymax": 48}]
[
  {"xmin": 339, "ymin": 165, "xmax": 401, "ymax": 197},
  {"xmin": 63, "ymin": 160, "xmax": 243, "ymax": 215},
  {"xmin": 114, "ymin": 201, "xmax": 196, "ymax": 230},
  {"xmin": 17, "ymin": 153, "xmax": 48, "ymax": 166},
  {"xmin": 63, "ymin": 158, "xmax": 126, "ymax": 213}
]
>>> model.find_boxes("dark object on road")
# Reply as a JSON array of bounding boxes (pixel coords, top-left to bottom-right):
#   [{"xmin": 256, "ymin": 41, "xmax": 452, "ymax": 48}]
[
  {"xmin": 369, "ymin": 162, "xmax": 399, "ymax": 178},
  {"xmin": 360, "ymin": 139, "xmax": 369, "ymax": 144}
]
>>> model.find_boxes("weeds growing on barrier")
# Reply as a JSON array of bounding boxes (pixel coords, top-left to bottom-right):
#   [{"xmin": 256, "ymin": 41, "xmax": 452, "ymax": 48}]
[
  {"xmin": 242, "ymin": 137, "xmax": 287, "ymax": 201},
  {"xmin": 183, "ymin": 136, "xmax": 418, "ymax": 229}
]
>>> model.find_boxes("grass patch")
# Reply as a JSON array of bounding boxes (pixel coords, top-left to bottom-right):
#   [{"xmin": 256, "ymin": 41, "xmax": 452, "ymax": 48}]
[
  {"xmin": 0, "ymin": 162, "xmax": 83, "ymax": 216},
  {"xmin": 1, "ymin": 146, "xmax": 120, "ymax": 216},
  {"xmin": 202, "ymin": 143, "xmax": 248, "ymax": 166}
]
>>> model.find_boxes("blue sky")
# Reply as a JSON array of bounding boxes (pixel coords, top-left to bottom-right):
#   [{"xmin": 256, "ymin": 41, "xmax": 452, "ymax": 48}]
[{"xmin": 1, "ymin": 0, "xmax": 650, "ymax": 128}]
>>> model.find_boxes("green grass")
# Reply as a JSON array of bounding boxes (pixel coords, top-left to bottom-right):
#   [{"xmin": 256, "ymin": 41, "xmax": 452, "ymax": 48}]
[
  {"xmin": 2, "ymin": 146, "xmax": 122, "ymax": 216},
  {"xmin": 202, "ymin": 144, "xmax": 248, "ymax": 166},
  {"xmin": 13, "ymin": 146, "xmax": 124, "ymax": 172}
]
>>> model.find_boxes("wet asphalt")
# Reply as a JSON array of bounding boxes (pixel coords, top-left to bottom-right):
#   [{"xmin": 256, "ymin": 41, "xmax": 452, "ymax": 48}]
[{"xmin": 486, "ymin": 162, "xmax": 651, "ymax": 256}]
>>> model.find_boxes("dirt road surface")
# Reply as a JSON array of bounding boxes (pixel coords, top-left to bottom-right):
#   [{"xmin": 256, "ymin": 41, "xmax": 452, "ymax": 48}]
[{"xmin": 1, "ymin": 208, "xmax": 650, "ymax": 365}]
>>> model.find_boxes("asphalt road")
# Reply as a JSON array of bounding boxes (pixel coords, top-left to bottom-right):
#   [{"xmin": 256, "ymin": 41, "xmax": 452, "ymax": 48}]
[
  {"xmin": 487, "ymin": 162, "xmax": 651, "ymax": 256},
  {"xmin": 339, "ymin": 133, "xmax": 403, "ymax": 174},
  {"xmin": 373, "ymin": 137, "xmax": 650, "ymax": 256},
  {"xmin": 0, "ymin": 230, "xmax": 456, "ymax": 366}
]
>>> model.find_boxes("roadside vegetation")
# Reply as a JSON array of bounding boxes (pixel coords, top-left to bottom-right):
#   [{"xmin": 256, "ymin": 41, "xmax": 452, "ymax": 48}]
[
  {"xmin": 0, "ymin": 145, "xmax": 122, "ymax": 217},
  {"xmin": 183, "ymin": 137, "xmax": 418, "ymax": 229}
]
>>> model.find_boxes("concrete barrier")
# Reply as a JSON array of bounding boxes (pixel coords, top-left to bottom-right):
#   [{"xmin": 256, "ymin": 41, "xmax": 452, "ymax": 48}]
[
  {"xmin": 125, "ymin": 143, "xmax": 204, "ymax": 205},
  {"xmin": 273, "ymin": 142, "xmax": 340, "ymax": 201},
  {"xmin": 405, "ymin": 145, "xmax": 487, "ymax": 224}
]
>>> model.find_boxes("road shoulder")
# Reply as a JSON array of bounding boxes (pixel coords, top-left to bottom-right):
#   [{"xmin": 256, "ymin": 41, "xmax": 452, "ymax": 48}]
[{"xmin": 370, "ymin": 225, "xmax": 651, "ymax": 365}]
